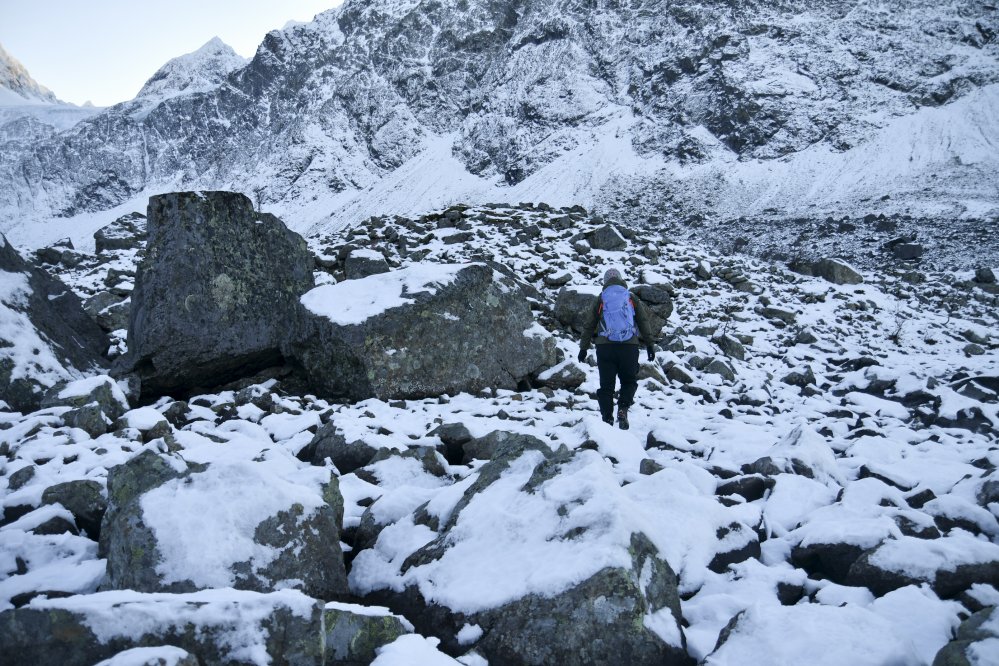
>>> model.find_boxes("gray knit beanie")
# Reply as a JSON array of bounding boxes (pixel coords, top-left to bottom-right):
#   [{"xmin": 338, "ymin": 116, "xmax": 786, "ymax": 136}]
[{"xmin": 602, "ymin": 268, "xmax": 622, "ymax": 285}]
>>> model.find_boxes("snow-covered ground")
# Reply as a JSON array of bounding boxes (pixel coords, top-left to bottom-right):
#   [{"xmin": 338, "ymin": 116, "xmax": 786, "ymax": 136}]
[{"xmin": 2, "ymin": 202, "xmax": 997, "ymax": 663}]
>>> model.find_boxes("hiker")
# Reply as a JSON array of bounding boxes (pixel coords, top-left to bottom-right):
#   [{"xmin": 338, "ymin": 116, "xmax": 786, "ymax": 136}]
[{"xmin": 577, "ymin": 268, "xmax": 655, "ymax": 429}]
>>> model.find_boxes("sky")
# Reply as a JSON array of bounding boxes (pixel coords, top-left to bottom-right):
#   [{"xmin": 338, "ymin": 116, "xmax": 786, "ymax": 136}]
[{"xmin": 0, "ymin": 0, "xmax": 342, "ymax": 107}]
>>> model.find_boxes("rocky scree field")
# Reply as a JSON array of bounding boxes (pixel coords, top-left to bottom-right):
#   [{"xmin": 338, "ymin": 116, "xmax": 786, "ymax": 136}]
[{"xmin": 0, "ymin": 199, "xmax": 998, "ymax": 665}]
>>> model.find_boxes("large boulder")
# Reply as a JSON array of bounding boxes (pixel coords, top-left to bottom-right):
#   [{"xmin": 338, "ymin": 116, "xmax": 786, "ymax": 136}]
[
  {"xmin": 350, "ymin": 445, "xmax": 689, "ymax": 665},
  {"xmin": 554, "ymin": 285, "xmax": 599, "ymax": 334},
  {"xmin": 286, "ymin": 263, "xmax": 556, "ymax": 401},
  {"xmin": 94, "ymin": 212, "xmax": 147, "ymax": 254},
  {"xmin": 122, "ymin": 191, "xmax": 314, "ymax": 397},
  {"xmin": 632, "ymin": 284, "xmax": 674, "ymax": 336},
  {"xmin": 0, "ymin": 235, "xmax": 109, "ymax": 412},
  {"xmin": 0, "ymin": 589, "xmax": 409, "ymax": 666},
  {"xmin": 99, "ymin": 450, "xmax": 348, "ymax": 599},
  {"xmin": 845, "ymin": 533, "xmax": 999, "ymax": 597}
]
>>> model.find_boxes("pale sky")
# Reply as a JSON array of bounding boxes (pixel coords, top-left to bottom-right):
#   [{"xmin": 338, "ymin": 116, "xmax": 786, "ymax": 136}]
[{"xmin": 0, "ymin": 1, "xmax": 342, "ymax": 107}]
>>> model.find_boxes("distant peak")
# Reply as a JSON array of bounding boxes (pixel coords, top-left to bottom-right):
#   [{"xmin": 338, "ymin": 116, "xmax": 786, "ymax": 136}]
[
  {"xmin": 134, "ymin": 37, "xmax": 249, "ymax": 102},
  {"xmin": 0, "ymin": 41, "xmax": 61, "ymax": 105},
  {"xmin": 197, "ymin": 36, "xmax": 234, "ymax": 54}
]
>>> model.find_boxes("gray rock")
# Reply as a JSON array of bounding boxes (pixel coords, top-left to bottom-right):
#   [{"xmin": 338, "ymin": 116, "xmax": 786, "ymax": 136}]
[
  {"xmin": 714, "ymin": 334, "xmax": 746, "ymax": 361},
  {"xmin": 461, "ymin": 430, "xmax": 550, "ymax": 464},
  {"xmin": 41, "ymin": 479, "xmax": 107, "ymax": 540},
  {"xmin": 536, "ymin": 361, "xmax": 587, "ymax": 391},
  {"xmin": 666, "ymin": 365, "xmax": 696, "ymax": 385},
  {"xmin": 964, "ymin": 343, "xmax": 986, "ymax": 356},
  {"xmin": 892, "ymin": 243, "xmax": 923, "ymax": 260},
  {"xmin": 7, "ymin": 465, "xmax": 35, "ymax": 491},
  {"xmin": 94, "ymin": 212, "xmax": 147, "ymax": 253},
  {"xmin": 0, "ymin": 235, "xmax": 109, "ymax": 412},
  {"xmin": 704, "ymin": 358, "xmax": 736, "ymax": 382},
  {"xmin": 847, "ymin": 541, "xmax": 999, "ymax": 598},
  {"xmin": 932, "ymin": 606, "xmax": 999, "ymax": 666},
  {"xmin": 543, "ymin": 271, "xmax": 572, "ymax": 288},
  {"xmin": 632, "ymin": 284, "xmax": 674, "ymax": 335},
  {"xmin": 100, "ymin": 450, "xmax": 347, "ymax": 599},
  {"xmin": 587, "ymin": 224, "xmax": 627, "ymax": 251},
  {"xmin": 0, "ymin": 591, "xmax": 326, "ymax": 666},
  {"xmin": 790, "ymin": 541, "xmax": 868, "ymax": 584},
  {"xmin": 364, "ymin": 447, "xmax": 689, "ymax": 666},
  {"xmin": 344, "ymin": 250, "xmax": 390, "ymax": 279},
  {"xmin": 962, "ymin": 329, "xmax": 990, "ymax": 345},
  {"xmin": 795, "ymin": 329, "xmax": 819, "ymax": 345},
  {"xmin": 300, "ymin": 421, "xmax": 378, "ymax": 474},
  {"xmin": 759, "ymin": 306, "xmax": 797, "ymax": 325},
  {"xmin": 427, "ymin": 422, "xmax": 473, "ymax": 464},
  {"xmin": 122, "ymin": 191, "xmax": 314, "ymax": 398},
  {"xmin": 782, "ymin": 366, "xmax": 816, "ymax": 387},
  {"xmin": 322, "ymin": 605, "xmax": 412, "ymax": 665},
  {"xmin": 554, "ymin": 286, "xmax": 598, "ymax": 334},
  {"xmin": 97, "ymin": 300, "xmax": 131, "ymax": 333},
  {"xmin": 63, "ymin": 403, "xmax": 111, "ymax": 439},
  {"xmin": 974, "ymin": 268, "xmax": 997, "ymax": 284},
  {"xmin": 573, "ymin": 241, "xmax": 591, "ymax": 255},
  {"xmin": 812, "ymin": 258, "xmax": 863, "ymax": 285},
  {"xmin": 471, "ymin": 533, "xmax": 686, "ymax": 666},
  {"xmin": 287, "ymin": 263, "xmax": 555, "ymax": 401},
  {"xmin": 42, "ymin": 376, "xmax": 129, "ymax": 420}
]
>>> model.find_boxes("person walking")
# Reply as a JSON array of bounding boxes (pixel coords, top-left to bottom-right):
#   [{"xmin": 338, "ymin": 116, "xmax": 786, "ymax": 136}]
[{"xmin": 577, "ymin": 268, "xmax": 655, "ymax": 429}]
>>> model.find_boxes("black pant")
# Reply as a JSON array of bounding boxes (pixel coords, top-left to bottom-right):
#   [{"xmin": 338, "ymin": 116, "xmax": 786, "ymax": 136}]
[{"xmin": 596, "ymin": 344, "xmax": 639, "ymax": 419}]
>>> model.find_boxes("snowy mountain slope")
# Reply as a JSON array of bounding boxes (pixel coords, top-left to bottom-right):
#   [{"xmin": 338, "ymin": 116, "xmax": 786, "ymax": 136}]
[
  {"xmin": 0, "ymin": 43, "xmax": 58, "ymax": 105},
  {"xmin": 0, "ymin": 0, "xmax": 996, "ymax": 260},
  {"xmin": 0, "ymin": 43, "xmax": 103, "ymax": 167},
  {"xmin": 3, "ymin": 202, "xmax": 997, "ymax": 664}
]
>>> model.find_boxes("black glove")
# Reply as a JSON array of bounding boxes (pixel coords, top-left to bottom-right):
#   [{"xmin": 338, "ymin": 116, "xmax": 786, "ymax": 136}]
[
  {"xmin": 577, "ymin": 349, "xmax": 587, "ymax": 363},
  {"xmin": 647, "ymin": 346, "xmax": 655, "ymax": 362}
]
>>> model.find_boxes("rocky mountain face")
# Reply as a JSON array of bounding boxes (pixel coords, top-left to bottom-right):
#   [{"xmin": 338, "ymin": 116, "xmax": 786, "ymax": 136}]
[{"xmin": 1, "ymin": 1, "xmax": 997, "ymax": 269}]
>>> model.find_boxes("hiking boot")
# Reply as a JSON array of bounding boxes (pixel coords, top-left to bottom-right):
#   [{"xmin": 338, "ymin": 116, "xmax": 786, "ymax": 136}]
[
  {"xmin": 601, "ymin": 411, "xmax": 614, "ymax": 425},
  {"xmin": 617, "ymin": 408, "xmax": 629, "ymax": 430}
]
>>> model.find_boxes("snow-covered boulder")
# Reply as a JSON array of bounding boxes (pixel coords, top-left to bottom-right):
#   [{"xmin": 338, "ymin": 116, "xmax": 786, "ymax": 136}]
[
  {"xmin": 41, "ymin": 375, "xmax": 130, "ymax": 420},
  {"xmin": 286, "ymin": 263, "xmax": 556, "ymax": 401},
  {"xmin": 94, "ymin": 212, "xmax": 147, "ymax": 254},
  {"xmin": 122, "ymin": 191, "xmax": 314, "ymax": 398},
  {"xmin": 350, "ymin": 445, "xmax": 689, "ymax": 665},
  {"xmin": 0, "ymin": 589, "xmax": 408, "ymax": 666},
  {"xmin": 845, "ymin": 533, "xmax": 999, "ymax": 598},
  {"xmin": 40, "ymin": 479, "xmax": 106, "ymax": 541},
  {"xmin": 344, "ymin": 248, "xmax": 390, "ymax": 279},
  {"xmin": 0, "ymin": 236, "xmax": 108, "ymax": 412},
  {"xmin": 99, "ymin": 450, "xmax": 348, "ymax": 599},
  {"xmin": 812, "ymin": 258, "xmax": 864, "ymax": 285},
  {"xmin": 705, "ymin": 604, "xmax": 923, "ymax": 665},
  {"xmin": 554, "ymin": 285, "xmax": 600, "ymax": 334},
  {"xmin": 298, "ymin": 420, "xmax": 378, "ymax": 473},
  {"xmin": 932, "ymin": 605, "xmax": 999, "ymax": 666}
]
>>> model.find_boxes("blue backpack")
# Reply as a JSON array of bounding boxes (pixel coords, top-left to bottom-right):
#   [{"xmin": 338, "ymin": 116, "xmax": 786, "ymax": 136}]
[{"xmin": 598, "ymin": 285, "xmax": 637, "ymax": 342}]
